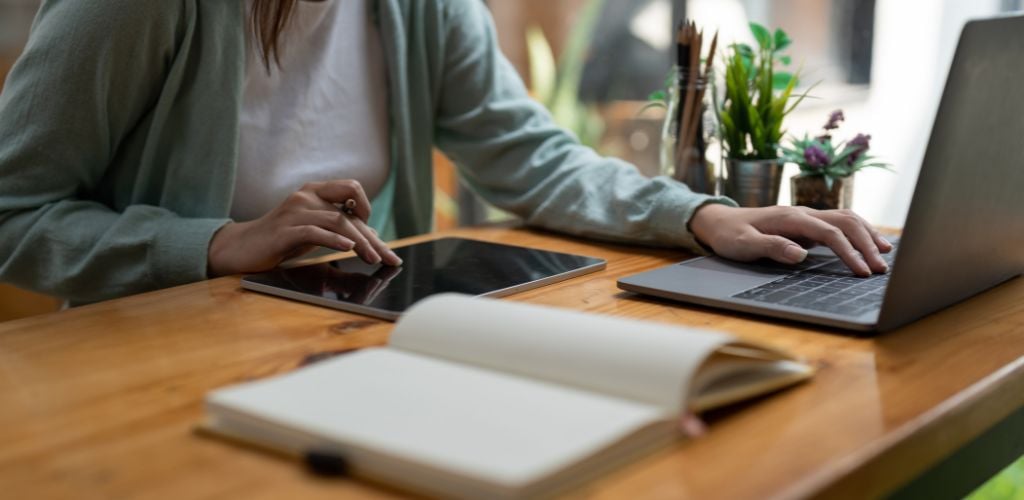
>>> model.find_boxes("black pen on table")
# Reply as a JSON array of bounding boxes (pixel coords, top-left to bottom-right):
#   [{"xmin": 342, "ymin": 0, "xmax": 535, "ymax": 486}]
[{"xmin": 194, "ymin": 422, "xmax": 350, "ymax": 477}]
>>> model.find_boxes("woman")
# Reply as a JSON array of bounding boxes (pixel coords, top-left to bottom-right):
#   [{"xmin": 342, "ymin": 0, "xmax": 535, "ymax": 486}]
[{"xmin": 0, "ymin": 0, "xmax": 890, "ymax": 304}]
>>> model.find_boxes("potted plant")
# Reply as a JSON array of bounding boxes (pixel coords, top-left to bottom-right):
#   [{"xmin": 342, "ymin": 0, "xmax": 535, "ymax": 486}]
[
  {"xmin": 715, "ymin": 23, "xmax": 809, "ymax": 206},
  {"xmin": 782, "ymin": 110, "xmax": 892, "ymax": 210}
]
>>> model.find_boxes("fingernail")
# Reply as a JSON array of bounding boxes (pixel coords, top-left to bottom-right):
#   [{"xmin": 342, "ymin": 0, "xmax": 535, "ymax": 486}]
[
  {"xmin": 784, "ymin": 245, "xmax": 808, "ymax": 263},
  {"xmin": 387, "ymin": 250, "xmax": 403, "ymax": 265},
  {"xmin": 857, "ymin": 257, "xmax": 871, "ymax": 276}
]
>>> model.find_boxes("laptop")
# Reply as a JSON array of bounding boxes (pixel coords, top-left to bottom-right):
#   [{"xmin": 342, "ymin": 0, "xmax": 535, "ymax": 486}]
[{"xmin": 618, "ymin": 15, "xmax": 1024, "ymax": 333}]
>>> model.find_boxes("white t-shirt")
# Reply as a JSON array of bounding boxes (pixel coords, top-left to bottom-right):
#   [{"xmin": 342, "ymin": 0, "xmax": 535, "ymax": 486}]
[{"xmin": 231, "ymin": 0, "xmax": 390, "ymax": 222}]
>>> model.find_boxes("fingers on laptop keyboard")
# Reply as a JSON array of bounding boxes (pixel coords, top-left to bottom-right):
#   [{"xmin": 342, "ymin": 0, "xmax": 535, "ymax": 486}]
[
  {"xmin": 822, "ymin": 211, "xmax": 890, "ymax": 274},
  {"xmin": 784, "ymin": 213, "xmax": 872, "ymax": 277}
]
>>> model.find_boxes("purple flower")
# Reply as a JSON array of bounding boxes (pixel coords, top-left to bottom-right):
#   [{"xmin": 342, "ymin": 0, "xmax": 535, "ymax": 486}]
[
  {"xmin": 848, "ymin": 133, "xmax": 871, "ymax": 149},
  {"xmin": 804, "ymin": 145, "xmax": 829, "ymax": 168},
  {"xmin": 847, "ymin": 133, "xmax": 871, "ymax": 164},
  {"xmin": 824, "ymin": 110, "xmax": 845, "ymax": 131}
]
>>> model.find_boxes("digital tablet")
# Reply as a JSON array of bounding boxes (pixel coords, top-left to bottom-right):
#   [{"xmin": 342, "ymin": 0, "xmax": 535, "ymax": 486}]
[{"xmin": 240, "ymin": 237, "xmax": 606, "ymax": 320}]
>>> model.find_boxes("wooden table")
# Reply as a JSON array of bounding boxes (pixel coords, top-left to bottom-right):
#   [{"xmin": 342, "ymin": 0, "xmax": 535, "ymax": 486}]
[{"xmin": 1, "ymin": 227, "xmax": 1022, "ymax": 499}]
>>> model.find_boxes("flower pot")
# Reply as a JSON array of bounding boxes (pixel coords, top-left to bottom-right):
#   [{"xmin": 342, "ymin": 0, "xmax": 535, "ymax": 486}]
[
  {"xmin": 723, "ymin": 158, "xmax": 784, "ymax": 207},
  {"xmin": 791, "ymin": 174, "xmax": 854, "ymax": 210}
]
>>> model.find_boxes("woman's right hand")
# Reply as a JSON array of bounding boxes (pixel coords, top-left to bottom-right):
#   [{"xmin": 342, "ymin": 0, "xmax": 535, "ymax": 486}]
[
  {"xmin": 207, "ymin": 180, "xmax": 402, "ymax": 277},
  {"xmin": 689, "ymin": 204, "xmax": 891, "ymax": 277}
]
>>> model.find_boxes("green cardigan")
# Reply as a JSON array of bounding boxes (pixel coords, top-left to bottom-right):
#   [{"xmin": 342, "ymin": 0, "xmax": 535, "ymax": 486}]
[{"xmin": 0, "ymin": 0, "xmax": 734, "ymax": 303}]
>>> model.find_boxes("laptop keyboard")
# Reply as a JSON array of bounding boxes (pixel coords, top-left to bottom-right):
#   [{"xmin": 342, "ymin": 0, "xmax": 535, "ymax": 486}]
[{"xmin": 732, "ymin": 245, "xmax": 899, "ymax": 317}]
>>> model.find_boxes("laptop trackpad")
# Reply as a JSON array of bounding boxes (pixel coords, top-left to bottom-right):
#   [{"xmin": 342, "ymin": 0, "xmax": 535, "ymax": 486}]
[
  {"xmin": 685, "ymin": 257, "xmax": 792, "ymax": 277},
  {"xmin": 615, "ymin": 257, "xmax": 784, "ymax": 301},
  {"xmin": 684, "ymin": 253, "xmax": 835, "ymax": 277},
  {"xmin": 619, "ymin": 249, "xmax": 841, "ymax": 299},
  {"xmin": 646, "ymin": 254, "xmax": 837, "ymax": 299}
]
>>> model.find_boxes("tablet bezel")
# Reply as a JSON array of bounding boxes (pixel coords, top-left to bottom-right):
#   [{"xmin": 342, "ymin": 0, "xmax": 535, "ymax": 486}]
[{"xmin": 240, "ymin": 237, "xmax": 607, "ymax": 320}]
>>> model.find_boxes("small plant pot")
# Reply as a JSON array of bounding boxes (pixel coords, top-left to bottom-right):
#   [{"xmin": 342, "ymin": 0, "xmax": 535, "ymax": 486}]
[
  {"xmin": 724, "ymin": 158, "xmax": 784, "ymax": 207},
  {"xmin": 791, "ymin": 174, "xmax": 854, "ymax": 210}
]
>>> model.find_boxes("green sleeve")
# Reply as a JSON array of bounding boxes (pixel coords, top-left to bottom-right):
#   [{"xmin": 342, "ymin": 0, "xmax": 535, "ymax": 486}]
[
  {"xmin": 0, "ymin": 0, "xmax": 228, "ymax": 303},
  {"xmin": 432, "ymin": 0, "xmax": 736, "ymax": 249}
]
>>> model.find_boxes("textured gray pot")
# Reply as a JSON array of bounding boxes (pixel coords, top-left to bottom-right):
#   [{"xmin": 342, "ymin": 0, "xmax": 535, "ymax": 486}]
[{"xmin": 724, "ymin": 158, "xmax": 784, "ymax": 207}]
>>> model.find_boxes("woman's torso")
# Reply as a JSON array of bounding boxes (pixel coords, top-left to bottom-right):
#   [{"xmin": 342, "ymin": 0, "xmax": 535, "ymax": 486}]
[{"xmin": 231, "ymin": 0, "xmax": 391, "ymax": 222}]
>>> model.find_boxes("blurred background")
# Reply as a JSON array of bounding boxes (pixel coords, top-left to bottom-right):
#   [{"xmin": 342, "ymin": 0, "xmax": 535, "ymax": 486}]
[
  {"xmin": 1, "ymin": 0, "xmax": 1018, "ymax": 243},
  {"xmin": 1, "ymin": 0, "xmax": 1023, "ymax": 494},
  {"xmin": 478, "ymin": 0, "xmax": 1022, "ymax": 230}
]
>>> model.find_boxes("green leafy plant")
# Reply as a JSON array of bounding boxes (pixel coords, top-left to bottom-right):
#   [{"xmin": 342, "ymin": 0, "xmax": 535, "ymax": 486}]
[
  {"xmin": 717, "ymin": 22, "xmax": 811, "ymax": 160},
  {"xmin": 782, "ymin": 110, "xmax": 892, "ymax": 189}
]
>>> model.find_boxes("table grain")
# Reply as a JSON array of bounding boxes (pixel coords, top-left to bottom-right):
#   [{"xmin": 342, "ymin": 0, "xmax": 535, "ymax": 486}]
[{"xmin": 1, "ymin": 227, "xmax": 1021, "ymax": 499}]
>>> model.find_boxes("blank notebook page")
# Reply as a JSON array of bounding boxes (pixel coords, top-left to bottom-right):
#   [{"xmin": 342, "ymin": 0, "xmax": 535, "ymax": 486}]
[{"xmin": 208, "ymin": 349, "xmax": 665, "ymax": 487}]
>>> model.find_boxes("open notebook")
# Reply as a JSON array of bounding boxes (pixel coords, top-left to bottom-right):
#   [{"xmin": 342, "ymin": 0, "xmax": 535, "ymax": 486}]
[{"xmin": 204, "ymin": 294, "xmax": 812, "ymax": 499}]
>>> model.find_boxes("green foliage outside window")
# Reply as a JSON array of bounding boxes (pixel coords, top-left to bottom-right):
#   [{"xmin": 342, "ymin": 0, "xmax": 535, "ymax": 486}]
[{"xmin": 967, "ymin": 457, "xmax": 1024, "ymax": 500}]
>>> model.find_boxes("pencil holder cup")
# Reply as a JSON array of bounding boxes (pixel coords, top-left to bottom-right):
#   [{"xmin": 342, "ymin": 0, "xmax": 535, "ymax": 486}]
[{"xmin": 660, "ymin": 70, "xmax": 717, "ymax": 195}]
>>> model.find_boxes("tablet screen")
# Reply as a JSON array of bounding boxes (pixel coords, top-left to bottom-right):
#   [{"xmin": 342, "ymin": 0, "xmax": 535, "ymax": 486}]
[{"xmin": 241, "ymin": 237, "xmax": 606, "ymax": 320}]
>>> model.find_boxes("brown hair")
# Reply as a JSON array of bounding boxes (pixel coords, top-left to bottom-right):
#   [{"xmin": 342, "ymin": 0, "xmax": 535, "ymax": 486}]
[{"xmin": 250, "ymin": 0, "xmax": 299, "ymax": 68}]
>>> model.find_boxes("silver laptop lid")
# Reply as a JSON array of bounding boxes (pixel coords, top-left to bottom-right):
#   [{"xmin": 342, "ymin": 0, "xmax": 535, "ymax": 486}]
[{"xmin": 877, "ymin": 15, "xmax": 1024, "ymax": 331}]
